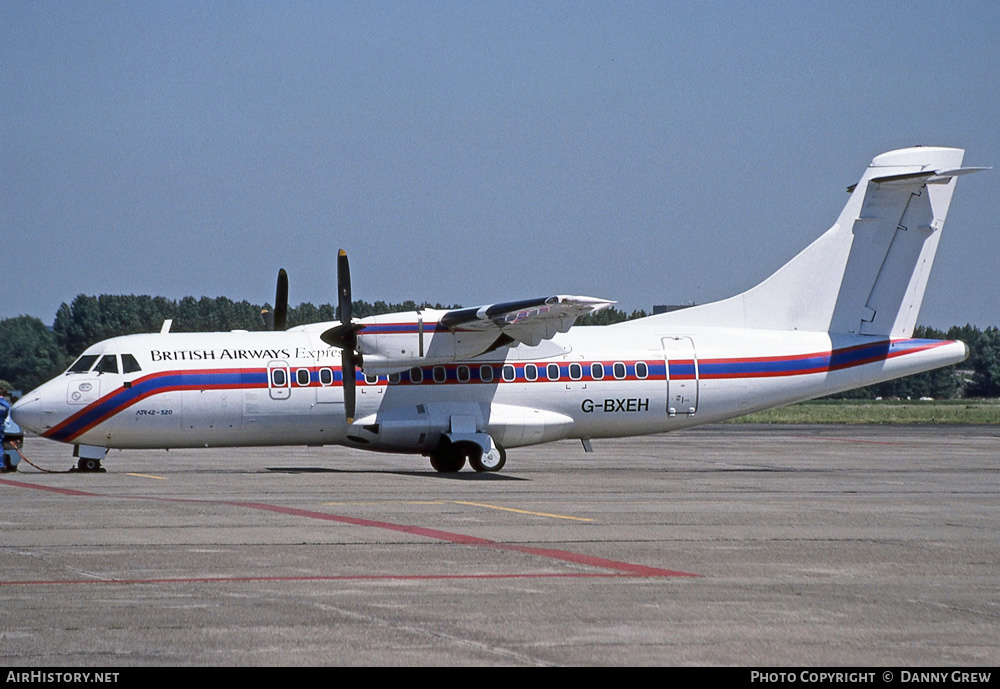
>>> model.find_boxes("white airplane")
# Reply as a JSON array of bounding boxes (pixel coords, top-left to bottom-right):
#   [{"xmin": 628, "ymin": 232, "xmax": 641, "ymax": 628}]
[{"xmin": 11, "ymin": 146, "xmax": 987, "ymax": 473}]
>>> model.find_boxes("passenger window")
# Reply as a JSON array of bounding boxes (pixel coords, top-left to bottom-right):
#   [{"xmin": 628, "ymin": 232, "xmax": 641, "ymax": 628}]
[
  {"xmin": 591, "ymin": 363, "xmax": 604, "ymax": 380},
  {"xmin": 319, "ymin": 368, "xmax": 334, "ymax": 386},
  {"xmin": 502, "ymin": 365, "xmax": 515, "ymax": 382},
  {"xmin": 296, "ymin": 368, "xmax": 311, "ymax": 386},
  {"xmin": 546, "ymin": 363, "xmax": 560, "ymax": 380},
  {"xmin": 613, "ymin": 362, "xmax": 626, "ymax": 379},
  {"xmin": 121, "ymin": 354, "xmax": 142, "ymax": 373},
  {"xmin": 433, "ymin": 366, "xmax": 447, "ymax": 383},
  {"xmin": 96, "ymin": 355, "xmax": 119, "ymax": 374},
  {"xmin": 457, "ymin": 365, "xmax": 470, "ymax": 383},
  {"xmin": 388, "ymin": 372, "xmax": 401, "ymax": 385},
  {"xmin": 524, "ymin": 364, "xmax": 538, "ymax": 381},
  {"xmin": 272, "ymin": 368, "xmax": 287, "ymax": 387},
  {"xmin": 68, "ymin": 355, "xmax": 99, "ymax": 373},
  {"xmin": 480, "ymin": 365, "xmax": 494, "ymax": 383},
  {"xmin": 410, "ymin": 367, "xmax": 423, "ymax": 384},
  {"xmin": 635, "ymin": 362, "xmax": 648, "ymax": 379},
  {"xmin": 569, "ymin": 363, "xmax": 582, "ymax": 380},
  {"xmin": 365, "ymin": 373, "xmax": 379, "ymax": 385}
]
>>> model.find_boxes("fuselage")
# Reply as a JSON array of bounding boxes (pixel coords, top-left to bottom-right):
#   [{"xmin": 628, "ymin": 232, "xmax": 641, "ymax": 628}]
[{"xmin": 12, "ymin": 318, "xmax": 968, "ymax": 455}]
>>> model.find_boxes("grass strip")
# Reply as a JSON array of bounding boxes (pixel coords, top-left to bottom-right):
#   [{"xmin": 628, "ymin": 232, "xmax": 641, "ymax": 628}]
[{"xmin": 727, "ymin": 400, "xmax": 1000, "ymax": 425}]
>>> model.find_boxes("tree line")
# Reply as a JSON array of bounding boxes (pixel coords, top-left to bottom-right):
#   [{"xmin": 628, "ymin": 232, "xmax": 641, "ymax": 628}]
[{"xmin": 1, "ymin": 294, "xmax": 997, "ymax": 400}]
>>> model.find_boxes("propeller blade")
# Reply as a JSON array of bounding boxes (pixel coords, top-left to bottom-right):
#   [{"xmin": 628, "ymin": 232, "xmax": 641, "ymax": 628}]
[
  {"xmin": 342, "ymin": 350, "xmax": 357, "ymax": 424},
  {"xmin": 334, "ymin": 250, "xmax": 357, "ymax": 424},
  {"xmin": 260, "ymin": 268, "xmax": 289, "ymax": 331},
  {"xmin": 337, "ymin": 249, "xmax": 352, "ymax": 324},
  {"xmin": 273, "ymin": 268, "xmax": 288, "ymax": 331}
]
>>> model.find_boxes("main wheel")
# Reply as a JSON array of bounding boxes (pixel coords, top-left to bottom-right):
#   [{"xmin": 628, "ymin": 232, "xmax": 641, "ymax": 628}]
[
  {"xmin": 469, "ymin": 444, "xmax": 506, "ymax": 473},
  {"xmin": 429, "ymin": 445, "xmax": 466, "ymax": 473}
]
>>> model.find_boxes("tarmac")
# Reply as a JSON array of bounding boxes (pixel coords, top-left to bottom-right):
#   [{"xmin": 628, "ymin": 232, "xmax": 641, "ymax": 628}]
[{"xmin": 1, "ymin": 425, "xmax": 997, "ymax": 666}]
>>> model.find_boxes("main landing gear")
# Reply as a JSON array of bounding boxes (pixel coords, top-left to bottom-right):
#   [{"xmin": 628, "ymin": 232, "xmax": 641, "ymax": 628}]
[{"xmin": 429, "ymin": 438, "xmax": 507, "ymax": 473}]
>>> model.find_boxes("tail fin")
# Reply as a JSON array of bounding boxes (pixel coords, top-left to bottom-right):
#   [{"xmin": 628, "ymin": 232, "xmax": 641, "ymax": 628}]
[{"xmin": 653, "ymin": 147, "xmax": 986, "ymax": 336}]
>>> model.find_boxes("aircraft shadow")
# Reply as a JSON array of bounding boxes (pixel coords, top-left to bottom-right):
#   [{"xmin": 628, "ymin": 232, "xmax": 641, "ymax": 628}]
[{"xmin": 267, "ymin": 467, "xmax": 527, "ymax": 481}]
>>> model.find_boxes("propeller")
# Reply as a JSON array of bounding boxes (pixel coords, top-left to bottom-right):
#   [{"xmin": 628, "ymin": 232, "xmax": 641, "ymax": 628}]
[
  {"xmin": 261, "ymin": 268, "xmax": 289, "ymax": 331},
  {"xmin": 320, "ymin": 250, "xmax": 365, "ymax": 424}
]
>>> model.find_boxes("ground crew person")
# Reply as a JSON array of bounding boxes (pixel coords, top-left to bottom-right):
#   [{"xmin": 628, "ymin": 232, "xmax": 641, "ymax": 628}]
[{"xmin": 0, "ymin": 387, "xmax": 14, "ymax": 472}]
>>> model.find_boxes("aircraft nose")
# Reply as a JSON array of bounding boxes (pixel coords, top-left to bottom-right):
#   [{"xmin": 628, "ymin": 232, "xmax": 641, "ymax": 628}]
[{"xmin": 11, "ymin": 395, "xmax": 48, "ymax": 435}]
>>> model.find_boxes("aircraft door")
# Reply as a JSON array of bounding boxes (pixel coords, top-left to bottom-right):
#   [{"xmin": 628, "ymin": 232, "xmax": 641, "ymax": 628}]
[
  {"xmin": 267, "ymin": 360, "xmax": 291, "ymax": 400},
  {"xmin": 315, "ymin": 366, "xmax": 340, "ymax": 404},
  {"xmin": 661, "ymin": 336, "xmax": 699, "ymax": 416}
]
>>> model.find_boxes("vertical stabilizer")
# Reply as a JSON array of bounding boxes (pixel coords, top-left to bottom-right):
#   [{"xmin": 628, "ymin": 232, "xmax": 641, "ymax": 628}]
[{"xmin": 650, "ymin": 147, "xmax": 984, "ymax": 336}]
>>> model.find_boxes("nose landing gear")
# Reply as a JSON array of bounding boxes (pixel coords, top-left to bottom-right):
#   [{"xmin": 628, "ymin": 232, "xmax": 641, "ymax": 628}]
[
  {"xmin": 72, "ymin": 444, "xmax": 107, "ymax": 473},
  {"xmin": 75, "ymin": 457, "xmax": 105, "ymax": 472}
]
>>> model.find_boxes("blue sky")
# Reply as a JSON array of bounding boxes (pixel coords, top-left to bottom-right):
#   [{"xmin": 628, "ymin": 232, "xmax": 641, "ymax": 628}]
[{"xmin": 3, "ymin": 1, "xmax": 998, "ymax": 329}]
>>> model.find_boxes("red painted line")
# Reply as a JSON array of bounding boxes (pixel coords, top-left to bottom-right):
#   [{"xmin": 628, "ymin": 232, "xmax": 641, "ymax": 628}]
[
  {"xmin": 228, "ymin": 501, "xmax": 496, "ymax": 544},
  {"xmin": 496, "ymin": 544, "xmax": 694, "ymax": 577},
  {"xmin": 0, "ymin": 478, "xmax": 98, "ymax": 497},
  {"xmin": 2, "ymin": 482, "xmax": 699, "ymax": 578},
  {"xmin": 0, "ymin": 572, "xmax": 640, "ymax": 587},
  {"xmin": 227, "ymin": 502, "xmax": 698, "ymax": 577}
]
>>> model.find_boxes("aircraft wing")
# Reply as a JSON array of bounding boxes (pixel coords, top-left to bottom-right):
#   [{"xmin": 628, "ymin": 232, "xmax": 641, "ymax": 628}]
[{"xmin": 438, "ymin": 295, "xmax": 615, "ymax": 347}]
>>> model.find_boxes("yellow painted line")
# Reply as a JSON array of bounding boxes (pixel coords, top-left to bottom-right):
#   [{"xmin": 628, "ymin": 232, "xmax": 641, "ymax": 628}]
[
  {"xmin": 453, "ymin": 500, "xmax": 593, "ymax": 522},
  {"xmin": 127, "ymin": 472, "xmax": 167, "ymax": 480},
  {"xmin": 324, "ymin": 500, "xmax": 447, "ymax": 506}
]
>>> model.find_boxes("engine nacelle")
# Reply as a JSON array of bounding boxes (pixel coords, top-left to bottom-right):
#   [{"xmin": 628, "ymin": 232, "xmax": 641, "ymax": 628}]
[{"xmin": 356, "ymin": 311, "xmax": 501, "ymax": 374}]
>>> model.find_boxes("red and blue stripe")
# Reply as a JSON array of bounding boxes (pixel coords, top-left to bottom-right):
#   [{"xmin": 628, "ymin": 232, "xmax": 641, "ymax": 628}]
[{"xmin": 43, "ymin": 338, "xmax": 953, "ymax": 444}]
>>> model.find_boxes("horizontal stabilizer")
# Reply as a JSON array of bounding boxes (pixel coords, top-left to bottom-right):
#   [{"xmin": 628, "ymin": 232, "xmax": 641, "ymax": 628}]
[{"xmin": 869, "ymin": 166, "xmax": 990, "ymax": 187}]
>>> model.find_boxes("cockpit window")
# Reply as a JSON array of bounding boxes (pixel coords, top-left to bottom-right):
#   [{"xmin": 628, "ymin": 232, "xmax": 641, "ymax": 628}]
[
  {"xmin": 96, "ymin": 354, "xmax": 119, "ymax": 374},
  {"xmin": 67, "ymin": 355, "xmax": 99, "ymax": 373},
  {"xmin": 121, "ymin": 354, "xmax": 142, "ymax": 374}
]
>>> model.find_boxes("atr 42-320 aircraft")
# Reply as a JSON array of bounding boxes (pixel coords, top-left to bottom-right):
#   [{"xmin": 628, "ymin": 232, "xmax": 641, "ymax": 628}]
[{"xmin": 12, "ymin": 147, "xmax": 988, "ymax": 473}]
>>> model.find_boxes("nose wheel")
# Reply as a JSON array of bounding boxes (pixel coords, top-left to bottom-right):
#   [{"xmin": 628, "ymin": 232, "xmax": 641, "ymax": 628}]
[{"xmin": 75, "ymin": 457, "xmax": 105, "ymax": 472}]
